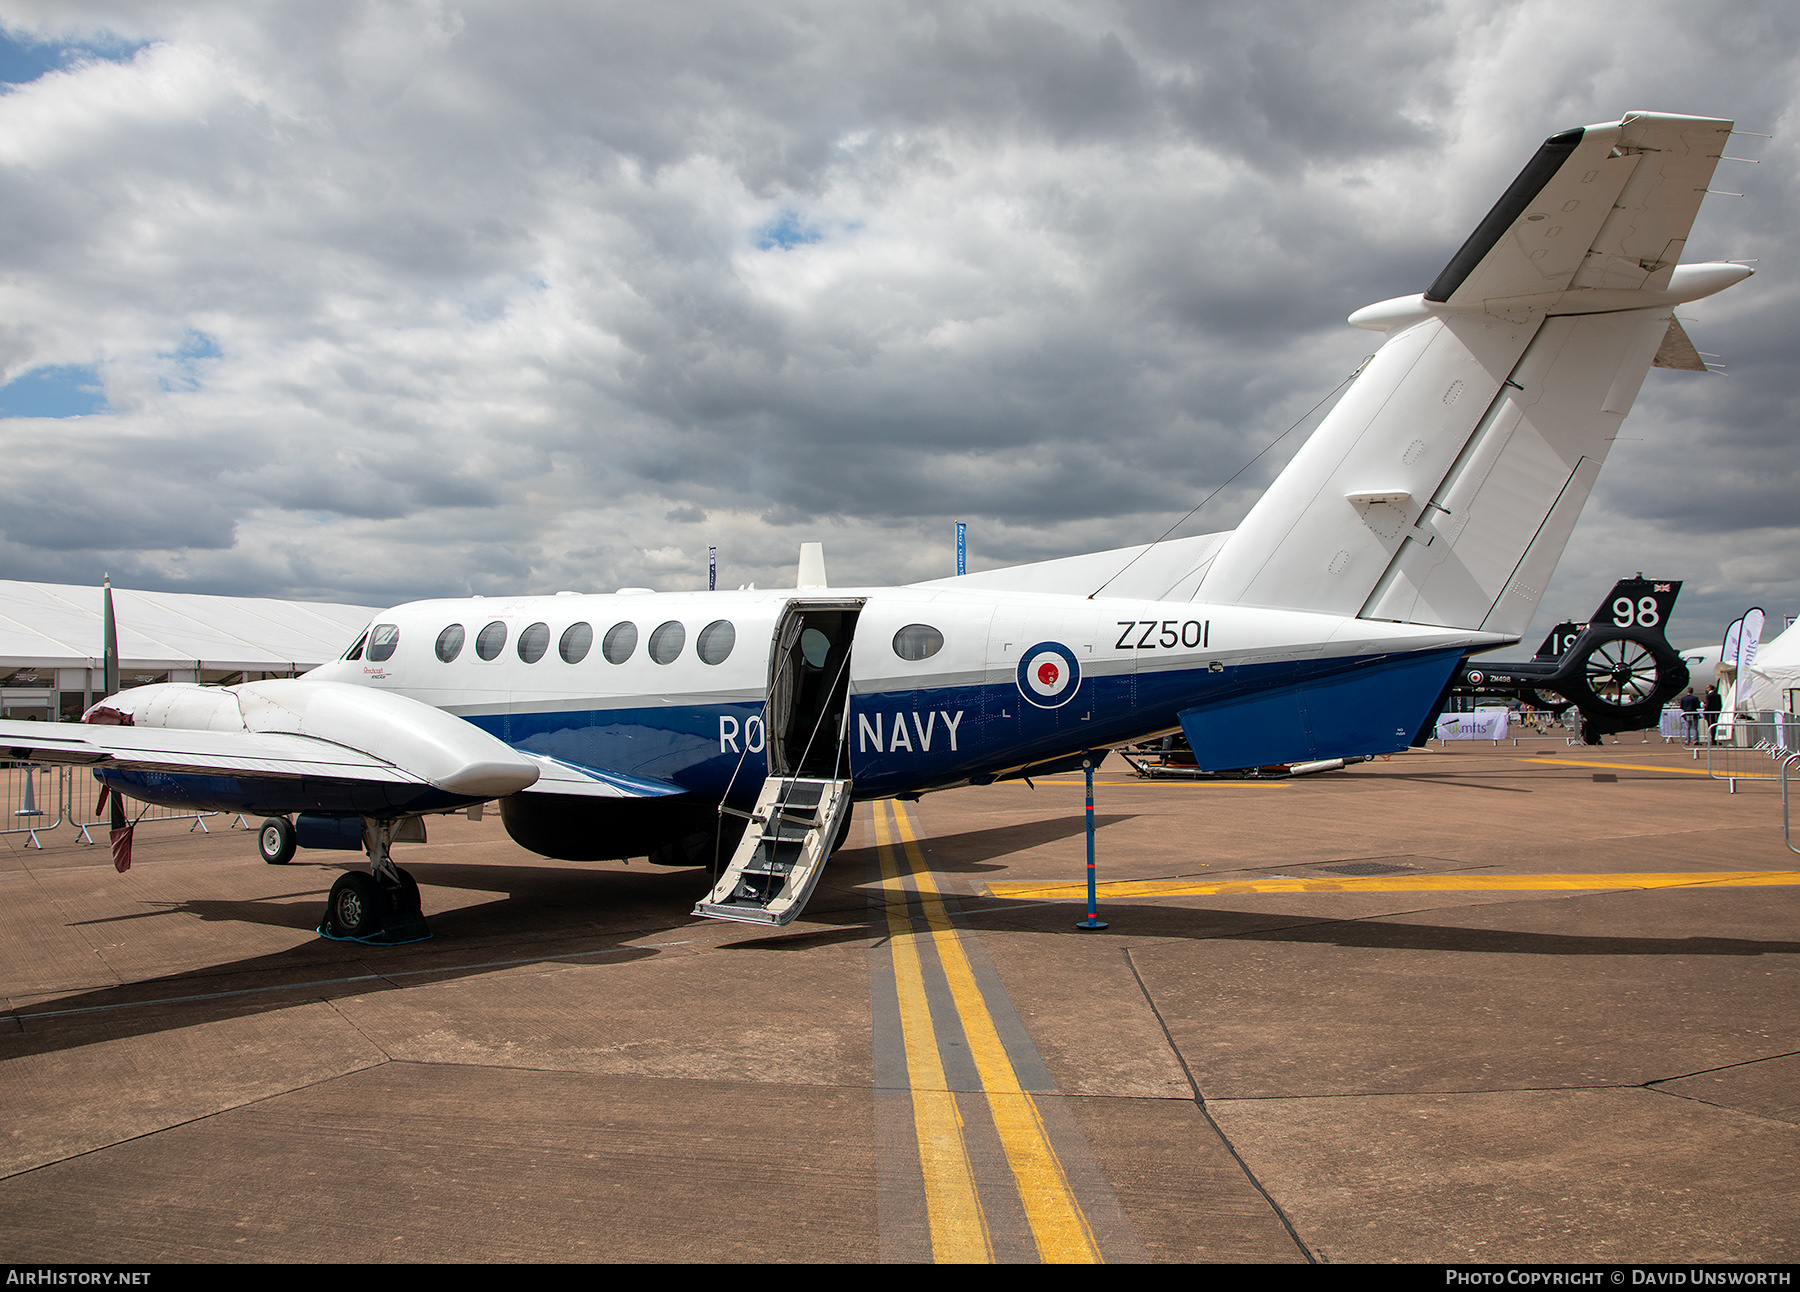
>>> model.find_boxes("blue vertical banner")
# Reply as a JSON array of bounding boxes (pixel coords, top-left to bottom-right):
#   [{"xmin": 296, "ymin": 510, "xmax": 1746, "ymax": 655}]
[
  {"xmin": 956, "ymin": 521, "xmax": 966, "ymax": 577},
  {"xmin": 708, "ymin": 546, "xmax": 717, "ymax": 591}
]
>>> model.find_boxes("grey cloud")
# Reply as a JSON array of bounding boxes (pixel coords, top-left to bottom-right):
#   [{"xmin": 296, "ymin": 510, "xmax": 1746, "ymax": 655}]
[{"xmin": 0, "ymin": 0, "xmax": 1792, "ymax": 634}]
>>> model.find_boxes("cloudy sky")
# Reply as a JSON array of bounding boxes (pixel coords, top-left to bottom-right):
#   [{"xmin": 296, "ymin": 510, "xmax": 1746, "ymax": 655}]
[{"xmin": 0, "ymin": 0, "xmax": 1793, "ymax": 650}]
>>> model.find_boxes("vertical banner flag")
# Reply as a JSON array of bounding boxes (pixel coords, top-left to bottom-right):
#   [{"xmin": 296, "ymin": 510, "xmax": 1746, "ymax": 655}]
[
  {"xmin": 1719, "ymin": 616, "xmax": 1744, "ymax": 727},
  {"xmin": 956, "ymin": 521, "xmax": 966, "ymax": 577},
  {"xmin": 708, "ymin": 546, "xmax": 717, "ymax": 591},
  {"xmin": 1737, "ymin": 607, "xmax": 1765, "ymax": 713}
]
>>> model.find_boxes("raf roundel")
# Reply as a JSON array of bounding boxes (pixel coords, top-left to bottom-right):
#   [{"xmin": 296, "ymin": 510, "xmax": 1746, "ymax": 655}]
[{"xmin": 1016, "ymin": 641, "xmax": 1082, "ymax": 709}]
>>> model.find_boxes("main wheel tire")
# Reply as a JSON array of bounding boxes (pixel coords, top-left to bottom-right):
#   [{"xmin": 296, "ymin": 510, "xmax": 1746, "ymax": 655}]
[
  {"xmin": 326, "ymin": 872, "xmax": 385, "ymax": 938},
  {"xmin": 258, "ymin": 816, "xmax": 297, "ymax": 865}
]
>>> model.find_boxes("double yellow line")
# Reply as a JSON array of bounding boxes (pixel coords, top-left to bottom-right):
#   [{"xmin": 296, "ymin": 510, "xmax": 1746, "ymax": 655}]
[{"xmin": 872, "ymin": 801, "xmax": 1102, "ymax": 1264}]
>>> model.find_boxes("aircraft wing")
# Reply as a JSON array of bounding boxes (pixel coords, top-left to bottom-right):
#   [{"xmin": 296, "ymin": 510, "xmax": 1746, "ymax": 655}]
[
  {"xmin": 0, "ymin": 718, "xmax": 425, "ymax": 786},
  {"xmin": 1428, "ymin": 112, "xmax": 1733, "ymax": 307},
  {"xmin": 0, "ymin": 679, "xmax": 542, "ymax": 816}
]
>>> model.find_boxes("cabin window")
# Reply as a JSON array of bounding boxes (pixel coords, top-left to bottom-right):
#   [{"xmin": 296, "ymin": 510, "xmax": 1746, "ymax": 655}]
[
  {"xmin": 893, "ymin": 624, "xmax": 944, "ymax": 661},
  {"xmin": 602, "ymin": 621, "xmax": 637, "ymax": 664},
  {"xmin": 344, "ymin": 628, "xmax": 369, "ymax": 661},
  {"xmin": 367, "ymin": 624, "xmax": 401, "ymax": 662},
  {"xmin": 697, "ymin": 619, "xmax": 735, "ymax": 665},
  {"xmin": 517, "ymin": 622, "xmax": 550, "ymax": 663},
  {"xmin": 476, "ymin": 620, "xmax": 508, "ymax": 660},
  {"xmin": 648, "ymin": 620, "xmax": 685, "ymax": 665},
  {"xmin": 560, "ymin": 622, "xmax": 593, "ymax": 664},
  {"xmin": 435, "ymin": 624, "xmax": 465, "ymax": 663}
]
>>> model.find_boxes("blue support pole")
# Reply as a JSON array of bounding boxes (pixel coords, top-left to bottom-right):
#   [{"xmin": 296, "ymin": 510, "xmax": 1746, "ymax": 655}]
[{"xmin": 1076, "ymin": 756, "xmax": 1107, "ymax": 930}]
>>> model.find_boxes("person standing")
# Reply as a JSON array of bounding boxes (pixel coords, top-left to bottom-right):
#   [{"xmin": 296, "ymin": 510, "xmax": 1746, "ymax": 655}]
[
  {"xmin": 1679, "ymin": 688, "xmax": 1701, "ymax": 742},
  {"xmin": 1703, "ymin": 684, "xmax": 1722, "ymax": 744}
]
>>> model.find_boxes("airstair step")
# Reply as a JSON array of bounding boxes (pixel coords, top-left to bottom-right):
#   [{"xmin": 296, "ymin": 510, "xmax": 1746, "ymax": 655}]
[{"xmin": 693, "ymin": 775, "xmax": 851, "ymax": 927}]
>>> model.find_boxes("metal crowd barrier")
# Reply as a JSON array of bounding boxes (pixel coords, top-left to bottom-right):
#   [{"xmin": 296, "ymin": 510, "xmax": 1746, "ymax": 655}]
[
  {"xmin": 1705, "ymin": 720, "xmax": 1800, "ymax": 792},
  {"xmin": 0, "ymin": 764, "xmax": 233, "ymax": 847},
  {"xmin": 0, "ymin": 763, "xmax": 63, "ymax": 848},
  {"xmin": 66, "ymin": 767, "xmax": 226, "ymax": 843},
  {"xmin": 1782, "ymin": 753, "xmax": 1800, "ymax": 857}
]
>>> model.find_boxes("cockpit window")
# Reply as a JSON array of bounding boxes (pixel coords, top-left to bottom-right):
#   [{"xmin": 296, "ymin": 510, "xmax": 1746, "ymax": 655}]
[
  {"xmin": 649, "ymin": 620, "xmax": 685, "ymax": 665},
  {"xmin": 892, "ymin": 624, "xmax": 944, "ymax": 661},
  {"xmin": 602, "ymin": 621, "xmax": 637, "ymax": 664},
  {"xmin": 344, "ymin": 627, "xmax": 369, "ymax": 661},
  {"xmin": 476, "ymin": 620, "xmax": 507, "ymax": 661},
  {"xmin": 697, "ymin": 620, "xmax": 735, "ymax": 665},
  {"xmin": 367, "ymin": 624, "xmax": 401, "ymax": 662},
  {"xmin": 560, "ymin": 622, "xmax": 593, "ymax": 664},
  {"xmin": 436, "ymin": 624, "xmax": 465, "ymax": 662},
  {"xmin": 517, "ymin": 622, "xmax": 550, "ymax": 664}
]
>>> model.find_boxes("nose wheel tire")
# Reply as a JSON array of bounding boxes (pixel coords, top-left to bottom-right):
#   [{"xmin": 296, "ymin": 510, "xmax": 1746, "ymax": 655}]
[{"xmin": 258, "ymin": 816, "xmax": 297, "ymax": 865}]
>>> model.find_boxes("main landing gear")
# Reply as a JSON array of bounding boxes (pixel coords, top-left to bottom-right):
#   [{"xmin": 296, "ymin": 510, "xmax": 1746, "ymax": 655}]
[{"xmin": 317, "ymin": 818, "xmax": 431, "ymax": 945}]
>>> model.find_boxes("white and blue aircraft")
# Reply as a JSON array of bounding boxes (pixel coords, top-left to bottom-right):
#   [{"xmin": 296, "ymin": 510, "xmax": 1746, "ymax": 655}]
[{"xmin": 0, "ymin": 110, "xmax": 1755, "ymax": 941}]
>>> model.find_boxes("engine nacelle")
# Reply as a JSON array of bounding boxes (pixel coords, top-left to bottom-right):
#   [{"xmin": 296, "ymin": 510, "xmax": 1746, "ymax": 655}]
[{"xmin": 86, "ymin": 679, "xmax": 538, "ymax": 800}]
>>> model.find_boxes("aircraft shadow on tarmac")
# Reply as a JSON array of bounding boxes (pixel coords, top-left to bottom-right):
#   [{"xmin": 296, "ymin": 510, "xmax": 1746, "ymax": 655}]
[
  {"xmin": 9, "ymin": 834, "xmax": 1798, "ymax": 1063},
  {"xmin": 885, "ymin": 812, "xmax": 1139, "ymax": 873}
]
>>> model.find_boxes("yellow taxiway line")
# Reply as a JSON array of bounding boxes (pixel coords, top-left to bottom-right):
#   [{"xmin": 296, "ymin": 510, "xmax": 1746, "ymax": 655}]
[
  {"xmin": 978, "ymin": 871, "xmax": 1800, "ymax": 901},
  {"xmin": 874, "ymin": 805, "xmax": 993, "ymax": 1262},
  {"xmin": 875, "ymin": 802, "xmax": 1103, "ymax": 1264},
  {"xmin": 1518, "ymin": 758, "xmax": 1716, "ymax": 776}
]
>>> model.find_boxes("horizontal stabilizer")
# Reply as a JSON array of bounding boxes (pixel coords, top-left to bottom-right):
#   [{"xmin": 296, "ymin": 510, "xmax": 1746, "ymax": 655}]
[{"xmin": 1429, "ymin": 112, "xmax": 1732, "ymax": 308}]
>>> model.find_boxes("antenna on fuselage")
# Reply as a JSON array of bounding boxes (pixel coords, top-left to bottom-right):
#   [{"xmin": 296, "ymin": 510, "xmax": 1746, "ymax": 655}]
[{"xmin": 797, "ymin": 543, "xmax": 828, "ymax": 589}]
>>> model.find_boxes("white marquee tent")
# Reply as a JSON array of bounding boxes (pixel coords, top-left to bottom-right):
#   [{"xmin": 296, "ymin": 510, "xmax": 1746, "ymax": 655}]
[
  {"xmin": 0, "ymin": 580, "xmax": 376, "ymax": 719},
  {"xmin": 1745, "ymin": 619, "xmax": 1800, "ymax": 714}
]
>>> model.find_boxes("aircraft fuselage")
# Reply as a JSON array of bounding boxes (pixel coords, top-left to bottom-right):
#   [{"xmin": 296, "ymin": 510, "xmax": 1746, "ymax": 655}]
[{"xmin": 305, "ymin": 585, "xmax": 1506, "ymax": 806}]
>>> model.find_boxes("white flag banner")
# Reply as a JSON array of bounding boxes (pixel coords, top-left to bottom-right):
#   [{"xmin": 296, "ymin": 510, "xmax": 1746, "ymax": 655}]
[
  {"xmin": 1719, "ymin": 616, "xmax": 1744, "ymax": 730},
  {"xmin": 1435, "ymin": 709, "xmax": 1511, "ymax": 742},
  {"xmin": 1736, "ymin": 608, "xmax": 1765, "ymax": 712}
]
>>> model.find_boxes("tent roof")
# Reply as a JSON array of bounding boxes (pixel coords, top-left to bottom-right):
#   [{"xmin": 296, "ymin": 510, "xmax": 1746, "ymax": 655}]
[
  {"xmin": 1750, "ymin": 619, "xmax": 1800, "ymax": 687},
  {"xmin": 0, "ymin": 581, "xmax": 377, "ymax": 674}
]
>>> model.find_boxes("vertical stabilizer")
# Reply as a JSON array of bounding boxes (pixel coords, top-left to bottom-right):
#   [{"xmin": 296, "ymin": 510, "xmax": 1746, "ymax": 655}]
[{"xmin": 1195, "ymin": 112, "xmax": 1747, "ymax": 638}]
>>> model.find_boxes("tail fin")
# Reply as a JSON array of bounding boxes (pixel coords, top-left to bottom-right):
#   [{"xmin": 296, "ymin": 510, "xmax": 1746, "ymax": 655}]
[
  {"xmin": 1196, "ymin": 113, "xmax": 1748, "ymax": 638},
  {"xmin": 1533, "ymin": 577, "xmax": 1681, "ymax": 659},
  {"xmin": 1533, "ymin": 621, "xmax": 1581, "ymax": 661},
  {"xmin": 1588, "ymin": 576, "xmax": 1680, "ymax": 639}
]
